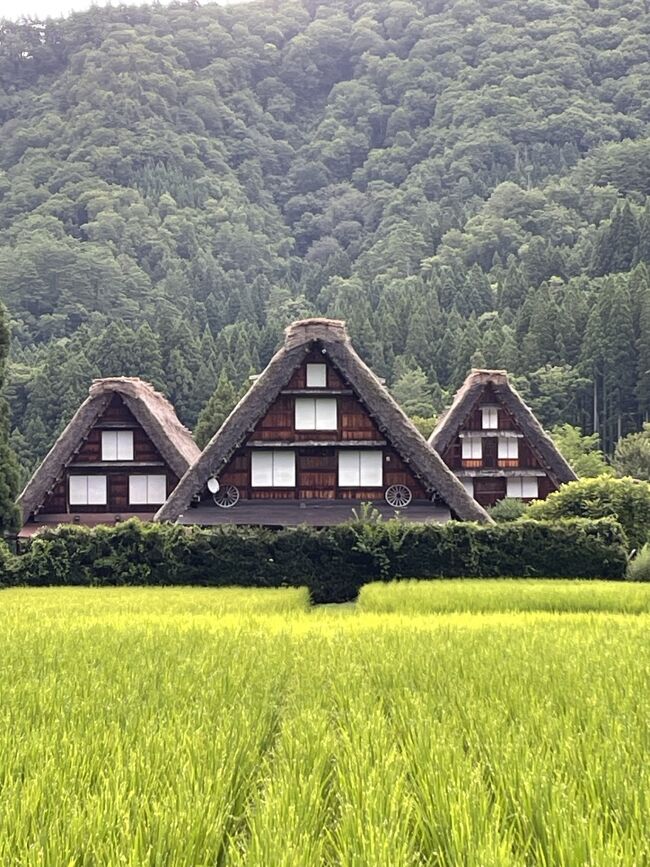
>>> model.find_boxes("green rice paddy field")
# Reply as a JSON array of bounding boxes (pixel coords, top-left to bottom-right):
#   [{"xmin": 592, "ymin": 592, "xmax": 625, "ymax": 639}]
[{"xmin": 1, "ymin": 581, "xmax": 650, "ymax": 866}]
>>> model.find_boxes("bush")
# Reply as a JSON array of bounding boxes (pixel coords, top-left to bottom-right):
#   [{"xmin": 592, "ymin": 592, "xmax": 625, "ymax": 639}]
[
  {"xmin": 0, "ymin": 538, "xmax": 16, "ymax": 586},
  {"xmin": 626, "ymin": 544, "xmax": 650, "ymax": 582},
  {"xmin": 12, "ymin": 515, "xmax": 627, "ymax": 602},
  {"xmin": 488, "ymin": 498, "xmax": 527, "ymax": 522},
  {"xmin": 528, "ymin": 476, "xmax": 650, "ymax": 551}
]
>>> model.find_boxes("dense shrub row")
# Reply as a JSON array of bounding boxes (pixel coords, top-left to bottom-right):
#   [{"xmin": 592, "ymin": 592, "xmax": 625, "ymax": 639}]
[
  {"xmin": 0, "ymin": 516, "xmax": 627, "ymax": 603},
  {"xmin": 528, "ymin": 476, "xmax": 650, "ymax": 552}
]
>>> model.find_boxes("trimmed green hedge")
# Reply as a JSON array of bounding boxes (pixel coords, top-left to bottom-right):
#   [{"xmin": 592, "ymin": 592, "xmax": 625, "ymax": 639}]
[{"xmin": 5, "ymin": 516, "xmax": 627, "ymax": 603}]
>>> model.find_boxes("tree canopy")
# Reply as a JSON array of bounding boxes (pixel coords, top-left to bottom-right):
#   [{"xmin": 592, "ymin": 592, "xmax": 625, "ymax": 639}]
[{"xmin": 2, "ymin": 0, "xmax": 650, "ymax": 481}]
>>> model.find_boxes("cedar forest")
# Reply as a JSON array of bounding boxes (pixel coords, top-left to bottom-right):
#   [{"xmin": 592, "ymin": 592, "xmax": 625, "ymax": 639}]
[{"xmin": 1, "ymin": 0, "xmax": 650, "ymax": 502}]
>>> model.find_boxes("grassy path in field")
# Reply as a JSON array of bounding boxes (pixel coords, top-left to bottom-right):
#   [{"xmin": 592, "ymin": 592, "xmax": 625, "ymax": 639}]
[{"xmin": 0, "ymin": 585, "xmax": 649, "ymax": 865}]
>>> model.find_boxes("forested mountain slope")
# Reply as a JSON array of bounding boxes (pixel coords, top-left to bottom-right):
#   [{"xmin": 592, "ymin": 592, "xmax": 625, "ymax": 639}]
[{"xmin": 2, "ymin": 0, "xmax": 650, "ymax": 478}]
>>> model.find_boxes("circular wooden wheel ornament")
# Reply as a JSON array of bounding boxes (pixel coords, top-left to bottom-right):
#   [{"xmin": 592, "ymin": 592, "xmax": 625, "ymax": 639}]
[
  {"xmin": 385, "ymin": 484, "xmax": 412, "ymax": 508},
  {"xmin": 213, "ymin": 484, "xmax": 240, "ymax": 509}
]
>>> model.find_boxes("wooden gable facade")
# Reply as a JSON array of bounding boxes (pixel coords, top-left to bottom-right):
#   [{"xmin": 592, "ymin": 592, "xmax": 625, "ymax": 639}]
[
  {"xmin": 37, "ymin": 395, "xmax": 180, "ymax": 519},
  {"xmin": 216, "ymin": 348, "xmax": 428, "ymax": 505},
  {"xmin": 430, "ymin": 370, "xmax": 577, "ymax": 509},
  {"xmin": 18, "ymin": 378, "xmax": 200, "ymax": 537},
  {"xmin": 156, "ymin": 319, "xmax": 491, "ymax": 527}
]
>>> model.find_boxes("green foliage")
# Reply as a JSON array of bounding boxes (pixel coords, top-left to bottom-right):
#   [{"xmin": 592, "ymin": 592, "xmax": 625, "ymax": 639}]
[
  {"xmin": 528, "ymin": 476, "xmax": 650, "ymax": 552},
  {"xmin": 4, "ymin": 587, "xmax": 650, "ymax": 862},
  {"xmin": 409, "ymin": 415, "xmax": 437, "ymax": 438},
  {"xmin": 626, "ymin": 544, "xmax": 650, "ymax": 582},
  {"xmin": 360, "ymin": 579, "xmax": 650, "ymax": 615},
  {"xmin": 193, "ymin": 371, "xmax": 241, "ymax": 449},
  {"xmin": 11, "ymin": 516, "xmax": 626, "ymax": 602},
  {"xmin": 0, "ymin": 302, "xmax": 19, "ymax": 535},
  {"xmin": 612, "ymin": 423, "xmax": 650, "ymax": 481},
  {"xmin": 0, "ymin": 539, "xmax": 16, "ymax": 586},
  {"xmin": 551, "ymin": 423, "xmax": 612, "ymax": 478},
  {"xmin": 2, "ymin": 1, "xmax": 650, "ymax": 472},
  {"xmin": 488, "ymin": 498, "xmax": 527, "ymax": 522}
]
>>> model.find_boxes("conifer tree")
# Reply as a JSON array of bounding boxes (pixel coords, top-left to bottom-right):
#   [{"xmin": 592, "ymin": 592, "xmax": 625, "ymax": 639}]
[
  {"xmin": 0, "ymin": 303, "xmax": 19, "ymax": 535},
  {"xmin": 194, "ymin": 371, "xmax": 239, "ymax": 448}
]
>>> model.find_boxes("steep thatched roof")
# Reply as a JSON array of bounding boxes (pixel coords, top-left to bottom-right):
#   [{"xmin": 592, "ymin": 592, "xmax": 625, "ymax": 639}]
[
  {"xmin": 429, "ymin": 369, "xmax": 577, "ymax": 486},
  {"xmin": 18, "ymin": 377, "xmax": 200, "ymax": 522},
  {"xmin": 156, "ymin": 319, "xmax": 491, "ymax": 524}
]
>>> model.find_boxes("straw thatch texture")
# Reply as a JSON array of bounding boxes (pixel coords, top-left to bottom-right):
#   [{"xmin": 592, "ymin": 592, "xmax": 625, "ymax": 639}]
[
  {"xmin": 155, "ymin": 319, "xmax": 491, "ymax": 523},
  {"xmin": 18, "ymin": 377, "xmax": 200, "ymax": 522},
  {"xmin": 429, "ymin": 369, "xmax": 577, "ymax": 486}
]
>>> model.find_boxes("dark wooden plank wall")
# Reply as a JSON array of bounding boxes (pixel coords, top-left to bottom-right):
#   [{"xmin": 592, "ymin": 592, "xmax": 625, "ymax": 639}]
[
  {"xmin": 218, "ymin": 445, "xmax": 426, "ymax": 500},
  {"xmin": 250, "ymin": 357, "xmax": 383, "ymax": 444},
  {"xmin": 38, "ymin": 395, "xmax": 178, "ymax": 516},
  {"xmin": 441, "ymin": 385, "xmax": 556, "ymax": 502}
]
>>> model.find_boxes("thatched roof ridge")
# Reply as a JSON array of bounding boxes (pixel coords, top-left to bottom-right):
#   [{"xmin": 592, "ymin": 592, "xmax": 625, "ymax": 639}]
[
  {"xmin": 429, "ymin": 369, "xmax": 577, "ymax": 486},
  {"xmin": 18, "ymin": 377, "xmax": 200, "ymax": 522},
  {"xmin": 155, "ymin": 319, "xmax": 491, "ymax": 524}
]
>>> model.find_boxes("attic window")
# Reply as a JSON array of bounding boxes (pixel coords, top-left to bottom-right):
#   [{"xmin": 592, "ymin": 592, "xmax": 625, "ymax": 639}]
[
  {"xmin": 306, "ymin": 363, "xmax": 327, "ymax": 388},
  {"xmin": 102, "ymin": 430, "xmax": 134, "ymax": 461},
  {"xmin": 295, "ymin": 397, "xmax": 337, "ymax": 430},
  {"xmin": 481, "ymin": 406, "xmax": 498, "ymax": 429}
]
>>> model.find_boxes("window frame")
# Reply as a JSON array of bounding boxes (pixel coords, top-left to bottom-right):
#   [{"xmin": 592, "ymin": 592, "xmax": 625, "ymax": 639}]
[
  {"xmin": 481, "ymin": 406, "xmax": 499, "ymax": 430},
  {"xmin": 497, "ymin": 436, "xmax": 518, "ymax": 460},
  {"xmin": 461, "ymin": 436, "xmax": 483, "ymax": 460},
  {"xmin": 338, "ymin": 450, "xmax": 383, "ymax": 487},
  {"xmin": 251, "ymin": 450, "xmax": 296, "ymax": 488},
  {"xmin": 69, "ymin": 474, "xmax": 107, "ymax": 506},
  {"xmin": 129, "ymin": 474, "xmax": 167, "ymax": 505},
  {"xmin": 506, "ymin": 476, "xmax": 538, "ymax": 499},
  {"xmin": 306, "ymin": 363, "xmax": 327, "ymax": 388},
  {"xmin": 294, "ymin": 397, "xmax": 338, "ymax": 431},
  {"xmin": 101, "ymin": 430, "xmax": 134, "ymax": 461}
]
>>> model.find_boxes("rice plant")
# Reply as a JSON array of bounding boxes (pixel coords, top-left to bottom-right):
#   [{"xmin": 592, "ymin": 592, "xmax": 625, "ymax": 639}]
[{"xmin": 0, "ymin": 586, "xmax": 649, "ymax": 865}]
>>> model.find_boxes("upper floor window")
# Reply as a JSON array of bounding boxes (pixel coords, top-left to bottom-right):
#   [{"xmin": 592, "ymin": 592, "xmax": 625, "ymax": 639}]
[
  {"xmin": 461, "ymin": 436, "xmax": 482, "ymax": 460},
  {"xmin": 481, "ymin": 406, "xmax": 498, "ymax": 429},
  {"xmin": 69, "ymin": 475, "xmax": 107, "ymax": 506},
  {"xmin": 306, "ymin": 363, "xmax": 327, "ymax": 388},
  {"xmin": 498, "ymin": 437, "xmax": 518, "ymax": 460},
  {"xmin": 338, "ymin": 450, "xmax": 383, "ymax": 487},
  {"xmin": 295, "ymin": 397, "xmax": 337, "ymax": 430},
  {"xmin": 251, "ymin": 450, "xmax": 296, "ymax": 487},
  {"xmin": 129, "ymin": 474, "xmax": 166, "ymax": 505},
  {"xmin": 102, "ymin": 430, "xmax": 134, "ymax": 461}
]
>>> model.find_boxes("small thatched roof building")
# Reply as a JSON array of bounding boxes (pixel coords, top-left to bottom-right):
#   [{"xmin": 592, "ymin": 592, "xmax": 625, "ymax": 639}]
[
  {"xmin": 18, "ymin": 377, "xmax": 200, "ymax": 533},
  {"xmin": 429, "ymin": 369, "xmax": 577, "ymax": 506}
]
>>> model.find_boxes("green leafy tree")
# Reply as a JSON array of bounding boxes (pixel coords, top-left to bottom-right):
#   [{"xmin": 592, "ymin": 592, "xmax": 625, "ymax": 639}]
[
  {"xmin": 612, "ymin": 424, "xmax": 650, "ymax": 481},
  {"xmin": 551, "ymin": 423, "xmax": 612, "ymax": 478}
]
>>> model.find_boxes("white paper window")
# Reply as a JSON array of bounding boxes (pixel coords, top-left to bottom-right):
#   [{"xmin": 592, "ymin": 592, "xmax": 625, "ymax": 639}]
[
  {"xmin": 251, "ymin": 450, "xmax": 296, "ymax": 487},
  {"xmin": 306, "ymin": 363, "xmax": 327, "ymax": 388},
  {"xmin": 129, "ymin": 474, "xmax": 167, "ymax": 505},
  {"xmin": 294, "ymin": 397, "xmax": 337, "ymax": 430},
  {"xmin": 461, "ymin": 436, "xmax": 482, "ymax": 460},
  {"xmin": 101, "ymin": 430, "xmax": 134, "ymax": 461},
  {"xmin": 338, "ymin": 451, "xmax": 383, "ymax": 487},
  {"xmin": 69, "ymin": 475, "xmax": 107, "ymax": 506},
  {"xmin": 461, "ymin": 477, "xmax": 474, "ymax": 496},
  {"xmin": 498, "ymin": 437, "xmax": 518, "ymax": 459},
  {"xmin": 506, "ymin": 477, "xmax": 538, "ymax": 499},
  {"xmin": 481, "ymin": 406, "xmax": 498, "ymax": 429}
]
